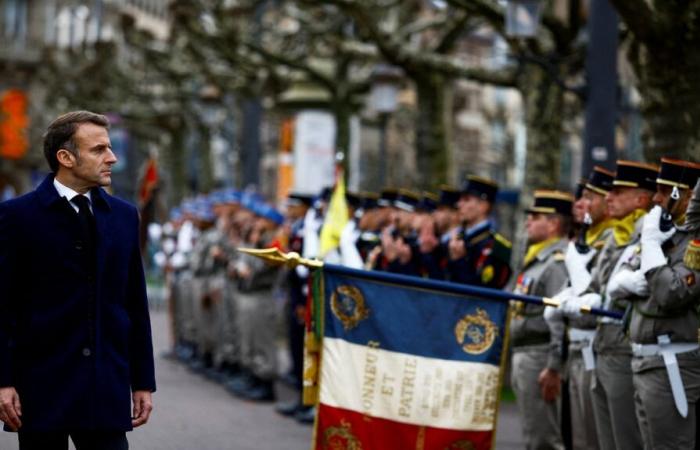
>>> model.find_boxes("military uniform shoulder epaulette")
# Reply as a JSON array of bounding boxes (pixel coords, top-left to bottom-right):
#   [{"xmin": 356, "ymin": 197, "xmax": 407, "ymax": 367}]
[
  {"xmin": 553, "ymin": 251, "xmax": 566, "ymax": 262},
  {"xmin": 490, "ymin": 232, "xmax": 512, "ymax": 263}
]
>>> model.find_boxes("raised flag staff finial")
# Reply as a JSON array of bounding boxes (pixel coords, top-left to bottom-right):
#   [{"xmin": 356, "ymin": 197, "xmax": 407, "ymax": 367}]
[{"xmin": 237, "ymin": 247, "xmax": 324, "ymax": 268}]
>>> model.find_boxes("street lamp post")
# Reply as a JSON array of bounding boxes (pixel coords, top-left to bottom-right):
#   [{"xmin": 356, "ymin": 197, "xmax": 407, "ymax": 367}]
[
  {"xmin": 370, "ymin": 64, "xmax": 402, "ymax": 188},
  {"xmin": 504, "ymin": 0, "xmax": 618, "ymax": 180}
]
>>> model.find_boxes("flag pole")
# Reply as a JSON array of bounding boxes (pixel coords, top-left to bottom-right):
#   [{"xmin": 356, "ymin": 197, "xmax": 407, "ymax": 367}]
[{"xmin": 238, "ymin": 247, "xmax": 622, "ymax": 320}]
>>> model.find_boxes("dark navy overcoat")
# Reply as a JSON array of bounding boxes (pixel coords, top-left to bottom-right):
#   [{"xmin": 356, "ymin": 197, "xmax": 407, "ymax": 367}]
[{"xmin": 0, "ymin": 175, "xmax": 156, "ymax": 432}]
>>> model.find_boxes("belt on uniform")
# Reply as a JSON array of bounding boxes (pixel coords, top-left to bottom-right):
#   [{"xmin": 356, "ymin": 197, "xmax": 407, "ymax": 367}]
[
  {"xmin": 631, "ymin": 335, "xmax": 699, "ymax": 418},
  {"xmin": 568, "ymin": 328, "xmax": 596, "ymax": 371}
]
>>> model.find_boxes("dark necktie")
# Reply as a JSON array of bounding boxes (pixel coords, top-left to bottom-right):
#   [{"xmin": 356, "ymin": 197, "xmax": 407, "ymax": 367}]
[{"xmin": 72, "ymin": 195, "xmax": 96, "ymax": 258}]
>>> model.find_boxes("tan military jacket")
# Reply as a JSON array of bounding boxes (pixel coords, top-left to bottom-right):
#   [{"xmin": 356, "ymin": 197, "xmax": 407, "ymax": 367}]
[
  {"xmin": 510, "ymin": 238, "xmax": 569, "ymax": 370},
  {"xmin": 589, "ymin": 218, "xmax": 644, "ymax": 355},
  {"xmin": 629, "ymin": 228, "xmax": 700, "ymax": 348}
]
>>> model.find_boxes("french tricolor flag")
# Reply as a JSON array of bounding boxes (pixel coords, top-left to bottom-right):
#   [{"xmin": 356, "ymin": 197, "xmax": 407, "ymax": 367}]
[{"xmin": 310, "ymin": 265, "xmax": 509, "ymax": 450}]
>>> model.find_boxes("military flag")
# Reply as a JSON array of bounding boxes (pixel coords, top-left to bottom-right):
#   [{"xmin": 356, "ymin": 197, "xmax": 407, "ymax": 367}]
[{"xmin": 309, "ymin": 264, "xmax": 510, "ymax": 450}]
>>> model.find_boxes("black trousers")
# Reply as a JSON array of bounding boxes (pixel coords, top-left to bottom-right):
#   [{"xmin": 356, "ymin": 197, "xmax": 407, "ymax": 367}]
[{"xmin": 18, "ymin": 431, "xmax": 128, "ymax": 450}]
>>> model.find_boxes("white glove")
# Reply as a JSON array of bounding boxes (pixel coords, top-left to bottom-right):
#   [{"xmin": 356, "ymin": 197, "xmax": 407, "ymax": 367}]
[
  {"xmin": 564, "ymin": 293, "xmax": 602, "ymax": 316},
  {"xmin": 640, "ymin": 206, "xmax": 675, "ymax": 273},
  {"xmin": 607, "ymin": 269, "xmax": 649, "ymax": 298},
  {"xmin": 544, "ymin": 287, "xmax": 574, "ymax": 323},
  {"xmin": 565, "ymin": 242, "xmax": 597, "ymax": 294}
]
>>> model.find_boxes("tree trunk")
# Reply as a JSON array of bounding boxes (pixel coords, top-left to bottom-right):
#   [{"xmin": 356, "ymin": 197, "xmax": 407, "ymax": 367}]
[
  {"xmin": 520, "ymin": 65, "xmax": 566, "ymax": 192},
  {"xmin": 166, "ymin": 124, "xmax": 187, "ymax": 205},
  {"xmin": 414, "ymin": 73, "xmax": 450, "ymax": 188},
  {"xmin": 331, "ymin": 98, "xmax": 352, "ymax": 175},
  {"xmin": 627, "ymin": 41, "xmax": 700, "ymax": 162}
]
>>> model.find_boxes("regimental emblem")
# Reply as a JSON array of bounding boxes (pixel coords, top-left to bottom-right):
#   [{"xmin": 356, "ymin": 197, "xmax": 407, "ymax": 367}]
[
  {"xmin": 444, "ymin": 440, "xmax": 475, "ymax": 450},
  {"xmin": 331, "ymin": 285, "xmax": 370, "ymax": 331},
  {"xmin": 455, "ymin": 308, "xmax": 498, "ymax": 355},
  {"xmin": 323, "ymin": 420, "xmax": 363, "ymax": 450},
  {"xmin": 684, "ymin": 240, "xmax": 700, "ymax": 271}
]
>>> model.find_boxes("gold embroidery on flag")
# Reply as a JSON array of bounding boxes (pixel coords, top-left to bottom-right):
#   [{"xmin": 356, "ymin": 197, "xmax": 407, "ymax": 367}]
[
  {"xmin": 331, "ymin": 285, "xmax": 370, "ymax": 331},
  {"xmin": 455, "ymin": 308, "xmax": 498, "ymax": 355},
  {"xmin": 323, "ymin": 420, "xmax": 363, "ymax": 450}
]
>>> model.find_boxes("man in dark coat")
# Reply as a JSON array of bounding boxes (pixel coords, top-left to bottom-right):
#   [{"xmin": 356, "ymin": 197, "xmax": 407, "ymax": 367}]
[{"xmin": 0, "ymin": 111, "xmax": 156, "ymax": 449}]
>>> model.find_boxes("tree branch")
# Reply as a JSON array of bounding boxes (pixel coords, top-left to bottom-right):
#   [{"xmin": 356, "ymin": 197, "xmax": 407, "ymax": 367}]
[{"xmin": 608, "ymin": 0, "xmax": 657, "ymax": 43}]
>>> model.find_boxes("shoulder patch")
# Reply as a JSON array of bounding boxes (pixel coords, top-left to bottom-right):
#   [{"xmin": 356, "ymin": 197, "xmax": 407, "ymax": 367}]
[{"xmin": 684, "ymin": 240, "xmax": 700, "ymax": 271}]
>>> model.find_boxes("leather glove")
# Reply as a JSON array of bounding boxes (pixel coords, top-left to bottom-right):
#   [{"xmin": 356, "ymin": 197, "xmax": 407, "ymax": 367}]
[
  {"xmin": 607, "ymin": 269, "xmax": 649, "ymax": 298},
  {"xmin": 565, "ymin": 242, "xmax": 597, "ymax": 295},
  {"xmin": 640, "ymin": 206, "xmax": 675, "ymax": 273}
]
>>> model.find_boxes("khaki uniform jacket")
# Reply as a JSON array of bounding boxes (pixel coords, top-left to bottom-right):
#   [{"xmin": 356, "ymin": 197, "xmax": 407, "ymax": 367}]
[
  {"xmin": 588, "ymin": 217, "xmax": 644, "ymax": 355},
  {"xmin": 510, "ymin": 238, "xmax": 569, "ymax": 371},
  {"xmin": 629, "ymin": 228, "xmax": 700, "ymax": 361}
]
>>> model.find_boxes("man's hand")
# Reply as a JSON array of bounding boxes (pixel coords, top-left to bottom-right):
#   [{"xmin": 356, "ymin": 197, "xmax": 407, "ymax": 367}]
[
  {"xmin": 0, "ymin": 387, "xmax": 22, "ymax": 431},
  {"xmin": 132, "ymin": 390, "xmax": 153, "ymax": 428},
  {"xmin": 538, "ymin": 368, "xmax": 561, "ymax": 403}
]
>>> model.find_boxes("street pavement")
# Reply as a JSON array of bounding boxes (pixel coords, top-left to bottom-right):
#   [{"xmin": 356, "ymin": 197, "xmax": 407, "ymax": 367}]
[{"xmin": 0, "ymin": 309, "xmax": 524, "ymax": 449}]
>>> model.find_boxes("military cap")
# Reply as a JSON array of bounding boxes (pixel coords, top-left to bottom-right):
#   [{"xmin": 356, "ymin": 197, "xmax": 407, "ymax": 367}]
[
  {"xmin": 255, "ymin": 203, "xmax": 284, "ymax": 225},
  {"xmin": 222, "ymin": 188, "xmax": 242, "ymax": 204},
  {"xmin": 394, "ymin": 189, "xmax": 420, "ymax": 212},
  {"xmin": 417, "ymin": 191, "xmax": 439, "ymax": 213},
  {"xmin": 613, "ymin": 160, "xmax": 659, "ymax": 192},
  {"xmin": 377, "ymin": 188, "xmax": 398, "ymax": 208},
  {"xmin": 438, "ymin": 185, "xmax": 461, "ymax": 209},
  {"xmin": 287, "ymin": 192, "xmax": 314, "ymax": 207},
  {"xmin": 461, "ymin": 175, "xmax": 499, "ymax": 203},
  {"xmin": 527, "ymin": 190, "xmax": 574, "ymax": 216},
  {"xmin": 359, "ymin": 192, "xmax": 379, "ymax": 210},
  {"xmin": 585, "ymin": 166, "xmax": 615, "ymax": 196},
  {"xmin": 574, "ymin": 177, "xmax": 587, "ymax": 200},
  {"xmin": 656, "ymin": 157, "xmax": 700, "ymax": 190},
  {"xmin": 345, "ymin": 191, "xmax": 362, "ymax": 210}
]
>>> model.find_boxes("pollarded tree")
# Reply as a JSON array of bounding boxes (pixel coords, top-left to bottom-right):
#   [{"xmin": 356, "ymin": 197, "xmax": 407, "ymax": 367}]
[{"xmin": 610, "ymin": 0, "xmax": 700, "ymax": 162}]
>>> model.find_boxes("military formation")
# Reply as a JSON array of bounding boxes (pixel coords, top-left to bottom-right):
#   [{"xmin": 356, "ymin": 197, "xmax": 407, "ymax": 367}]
[{"xmin": 153, "ymin": 157, "xmax": 700, "ymax": 449}]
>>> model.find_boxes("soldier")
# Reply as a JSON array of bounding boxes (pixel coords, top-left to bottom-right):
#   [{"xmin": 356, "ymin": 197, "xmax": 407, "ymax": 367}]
[
  {"xmin": 276, "ymin": 192, "xmax": 314, "ymax": 419},
  {"xmin": 433, "ymin": 185, "xmax": 461, "ymax": 241},
  {"xmin": 447, "ymin": 175, "xmax": 512, "ymax": 288},
  {"xmin": 414, "ymin": 191, "xmax": 447, "ymax": 280},
  {"xmin": 546, "ymin": 166, "xmax": 616, "ymax": 450},
  {"xmin": 510, "ymin": 190, "xmax": 573, "ymax": 450},
  {"xmin": 620, "ymin": 158, "xmax": 700, "ymax": 449},
  {"xmin": 229, "ymin": 202, "xmax": 285, "ymax": 402},
  {"xmin": 188, "ymin": 198, "xmax": 219, "ymax": 374},
  {"xmin": 565, "ymin": 160, "xmax": 658, "ymax": 450}
]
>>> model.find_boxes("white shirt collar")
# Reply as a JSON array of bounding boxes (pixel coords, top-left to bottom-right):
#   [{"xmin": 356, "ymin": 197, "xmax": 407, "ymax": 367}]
[{"xmin": 53, "ymin": 177, "xmax": 92, "ymax": 212}]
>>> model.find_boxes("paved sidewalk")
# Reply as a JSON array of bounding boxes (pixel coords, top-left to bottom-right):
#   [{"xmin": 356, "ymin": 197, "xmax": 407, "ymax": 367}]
[{"xmin": 0, "ymin": 309, "xmax": 524, "ymax": 449}]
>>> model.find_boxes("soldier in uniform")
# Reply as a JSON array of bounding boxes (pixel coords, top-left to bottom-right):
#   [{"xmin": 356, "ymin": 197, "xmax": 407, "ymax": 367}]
[
  {"xmin": 622, "ymin": 158, "xmax": 700, "ymax": 449},
  {"xmin": 510, "ymin": 190, "xmax": 573, "ymax": 450},
  {"xmin": 546, "ymin": 166, "xmax": 616, "ymax": 450},
  {"xmin": 415, "ymin": 192, "xmax": 447, "ymax": 280},
  {"xmin": 229, "ymin": 202, "xmax": 285, "ymax": 402},
  {"xmin": 276, "ymin": 192, "xmax": 314, "ymax": 419},
  {"xmin": 447, "ymin": 175, "xmax": 511, "ymax": 288},
  {"xmin": 339, "ymin": 191, "xmax": 365, "ymax": 269},
  {"xmin": 566, "ymin": 160, "xmax": 658, "ymax": 450}
]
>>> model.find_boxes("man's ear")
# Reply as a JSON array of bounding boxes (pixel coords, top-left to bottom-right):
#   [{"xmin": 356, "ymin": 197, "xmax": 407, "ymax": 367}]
[{"xmin": 56, "ymin": 149, "xmax": 76, "ymax": 168}]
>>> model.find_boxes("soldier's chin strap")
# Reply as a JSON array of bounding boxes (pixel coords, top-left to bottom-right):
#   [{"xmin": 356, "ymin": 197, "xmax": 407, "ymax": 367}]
[{"xmin": 685, "ymin": 179, "xmax": 700, "ymax": 230}]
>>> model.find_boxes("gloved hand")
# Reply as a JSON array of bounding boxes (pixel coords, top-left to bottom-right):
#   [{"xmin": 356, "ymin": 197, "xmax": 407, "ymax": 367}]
[
  {"xmin": 544, "ymin": 287, "xmax": 573, "ymax": 322},
  {"xmin": 563, "ymin": 293, "xmax": 602, "ymax": 316},
  {"xmin": 565, "ymin": 242, "xmax": 597, "ymax": 294},
  {"xmin": 607, "ymin": 269, "xmax": 649, "ymax": 298},
  {"xmin": 640, "ymin": 205, "xmax": 675, "ymax": 273}
]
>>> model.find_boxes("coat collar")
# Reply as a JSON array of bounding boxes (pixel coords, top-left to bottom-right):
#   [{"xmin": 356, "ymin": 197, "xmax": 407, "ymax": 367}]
[{"xmin": 36, "ymin": 174, "xmax": 111, "ymax": 211}]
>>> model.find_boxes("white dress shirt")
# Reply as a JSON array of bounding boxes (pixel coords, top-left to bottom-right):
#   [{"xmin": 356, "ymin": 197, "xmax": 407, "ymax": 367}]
[{"xmin": 53, "ymin": 178, "xmax": 92, "ymax": 213}]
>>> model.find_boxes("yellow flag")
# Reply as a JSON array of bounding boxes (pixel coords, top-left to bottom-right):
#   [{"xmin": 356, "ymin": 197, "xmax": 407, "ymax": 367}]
[{"xmin": 319, "ymin": 170, "xmax": 349, "ymax": 257}]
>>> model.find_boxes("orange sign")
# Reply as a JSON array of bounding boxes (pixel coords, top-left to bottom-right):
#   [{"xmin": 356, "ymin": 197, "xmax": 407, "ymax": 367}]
[{"xmin": 0, "ymin": 89, "xmax": 29, "ymax": 160}]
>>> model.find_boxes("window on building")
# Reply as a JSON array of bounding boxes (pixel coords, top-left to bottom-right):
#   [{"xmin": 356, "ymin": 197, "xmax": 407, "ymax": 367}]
[{"xmin": 3, "ymin": 0, "xmax": 28, "ymax": 44}]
